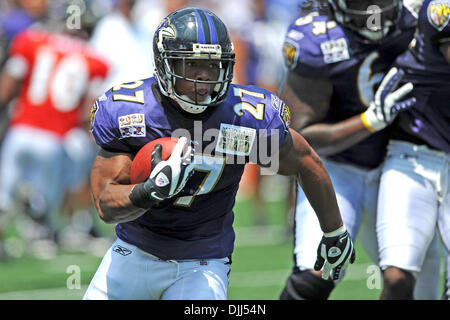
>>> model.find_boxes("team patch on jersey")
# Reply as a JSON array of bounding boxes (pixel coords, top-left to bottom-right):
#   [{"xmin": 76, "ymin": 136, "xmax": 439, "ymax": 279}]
[
  {"xmin": 282, "ymin": 39, "xmax": 300, "ymax": 70},
  {"xmin": 279, "ymin": 103, "xmax": 291, "ymax": 132},
  {"xmin": 118, "ymin": 113, "xmax": 146, "ymax": 138},
  {"xmin": 215, "ymin": 124, "xmax": 256, "ymax": 156},
  {"xmin": 89, "ymin": 101, "xmax": 99, "ymax": 131},
  {"xmin": 320, "ymin": 38, "xmax": 350, "ymax": 64},
  {"xmin": 428, "ymin": 1, "xmax": 450, "ymax": 31}
]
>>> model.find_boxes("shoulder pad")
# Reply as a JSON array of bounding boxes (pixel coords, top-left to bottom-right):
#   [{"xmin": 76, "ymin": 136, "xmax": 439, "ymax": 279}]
[
  {"xmin": 90, "ymin": 93, "xmax": 126, "ymax": 151},
  {"xmin": 90, "ymin": 78, "xmax": 161, "ymax": 152},
  {"xmin": 231, "ymin": 84, "xmax": 290, "ymax": 133},
  {"xmin": 229, "ymin": 84, "xmax": 291, "ymax": 160}
]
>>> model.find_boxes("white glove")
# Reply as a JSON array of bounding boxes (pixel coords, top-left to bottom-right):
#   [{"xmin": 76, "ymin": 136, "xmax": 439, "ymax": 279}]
[
  {"xmin": 314, "ymin": 225, "xmax": 356, "ymax": 280},
  {"xmin": 145, "ymin": 136, "xmax": 195, "ymax": 201},
  {"xmin": 361, "ymin": 67, "xmax": 416, "ymax": 132}
]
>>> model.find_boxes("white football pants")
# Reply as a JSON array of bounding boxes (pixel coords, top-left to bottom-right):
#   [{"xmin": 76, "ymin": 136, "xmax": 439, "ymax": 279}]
[
  {"xmin": 295, "ymin": 157, "xmax": 441, "ymax": 299},
  {"xmin": 0, "ymin": 125, "xmax": 67, "ymax": 224},
  {"xmin": 62, "ymin": 127, "xmax": 98, "ymax": 192},
  {"xmin": 377, "ymin": 140, "xmax": 449, "ymax": 298},
  {"xmin": 83, "ymin": 238, "xmax": 230, "ymax": 300},
  {"xmin": 0, "ymin": 125, "xmax": 96, "ymax": 228}
]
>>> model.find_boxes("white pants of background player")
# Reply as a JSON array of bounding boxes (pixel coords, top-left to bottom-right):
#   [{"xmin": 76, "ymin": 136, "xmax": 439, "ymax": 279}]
[
  {"xmin": 83, "ymin": 238, "xmax": 230, "ymax": 300},
  {"xmin": 377, "ymin": 140, "xmax": 449, "ymax": 299},
  {"xmin": 0, "ymin": 125, "xmax": 97, "ymax": 228},
  {"xmin": 62, "ymin": 127, "xmax": 98, "ymax": 193},
  {"xmin": 295, "ymin": 157, "xmax": 441, "ymax": 299},
  {"xmin": 0, "ymin": 125, "xmax": 66, "ymax": 228}
]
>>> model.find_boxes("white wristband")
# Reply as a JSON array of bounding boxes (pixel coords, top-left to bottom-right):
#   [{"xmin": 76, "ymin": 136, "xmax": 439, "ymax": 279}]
[{"xmin": 324, "ymin": 225, "xmax": 346, "ymax": 238}]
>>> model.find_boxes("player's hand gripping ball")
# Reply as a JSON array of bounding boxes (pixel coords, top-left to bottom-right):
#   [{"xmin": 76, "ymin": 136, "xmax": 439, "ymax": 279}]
[
  {"xmin": 130, "ymin": 137, "xmax": 195, "ymax": 203},
  {"xmin": 130, "ymin": 137, "xmax": 186, "ymax": 184}
]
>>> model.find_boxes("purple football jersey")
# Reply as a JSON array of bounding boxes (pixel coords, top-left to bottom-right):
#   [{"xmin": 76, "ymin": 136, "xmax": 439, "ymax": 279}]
[
  {"xmin": 283, "ymin": 5, "xmax": 416, "ymax": 168},
  {"xmin": 394, "ymin": 0, "xmax": 450, "ymax": 152},
  {"xmin": 90, "ymin": 77, "xmax": 290, "ymax": 260}
]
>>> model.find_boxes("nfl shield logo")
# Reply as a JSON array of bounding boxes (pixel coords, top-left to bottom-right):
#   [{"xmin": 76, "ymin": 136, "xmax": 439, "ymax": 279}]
[{"xmin": 155, "ymin": 173, "xmax": 169, "ymax": 187}]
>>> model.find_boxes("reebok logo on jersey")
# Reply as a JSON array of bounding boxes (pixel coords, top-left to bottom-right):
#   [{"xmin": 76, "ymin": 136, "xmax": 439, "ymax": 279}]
[
  {"xmin": 113, "ymin": 245, "xmax": 132, "ymax": 256},
  {"xmin": 328, "ymin": 247, "xmax": 341, "ymax": 258}
]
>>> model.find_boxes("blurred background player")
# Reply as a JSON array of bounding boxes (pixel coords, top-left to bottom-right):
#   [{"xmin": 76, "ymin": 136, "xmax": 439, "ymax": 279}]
[
  {"xmin": 0, "ymin": 0, "xmax": 50, "ymax": 66},
  {"xmin": 278, "ymin": 0, "xmax": 441, "ymax": 299},
  {"xmin": 89, "ymin": 0, "xmax": 196, "ymax": 91},
  {"xmin": 89, "ymin": 0, "xmax": 153, "ymax": 90},
  {"xmin": 0, "ymin": 0, "xmax": 50, "ymax": 142},
  {"xmin": 0, "ymin": 4, "xmax": 110, "ymax": 259},
  {"xmin": 376, "ymin": 0, "xmax": 450, "ymax": 300}
]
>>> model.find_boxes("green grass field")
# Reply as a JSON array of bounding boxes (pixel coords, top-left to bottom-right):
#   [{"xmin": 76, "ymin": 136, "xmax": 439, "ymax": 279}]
[{"xmin": 0, "ymin": 197, "xmax": 445, "ymax": 300}]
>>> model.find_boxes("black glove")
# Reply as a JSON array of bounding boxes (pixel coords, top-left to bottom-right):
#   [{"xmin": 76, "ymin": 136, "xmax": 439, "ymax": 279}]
[
  {"xmin": 130, "ymin": 137, "xmax": 195, "ymax": 208},
  {"xmin": 314, "ymin": 226, "xmax": 356, "ymax": 280}
]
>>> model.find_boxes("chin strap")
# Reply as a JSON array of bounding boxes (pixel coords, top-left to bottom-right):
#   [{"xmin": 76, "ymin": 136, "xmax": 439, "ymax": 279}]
[
  {"xmin": 176, "ymin": 95, "xmax": 212, "ymax": 114},
  {"xmin": 357, "ymin": 25, "xmax": 391, "ymax": 42}
]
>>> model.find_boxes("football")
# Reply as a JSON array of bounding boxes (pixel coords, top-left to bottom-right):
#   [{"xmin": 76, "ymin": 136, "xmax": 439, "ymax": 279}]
[{"xmin": 129, "ymin": 137, "xmax": 179, "ymax": 184}]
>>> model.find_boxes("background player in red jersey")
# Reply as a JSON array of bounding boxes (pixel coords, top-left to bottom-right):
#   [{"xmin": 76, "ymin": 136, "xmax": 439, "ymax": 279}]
[{"xmin": 0, "ymin": 18, "xmax": 109, "ymax": 258}]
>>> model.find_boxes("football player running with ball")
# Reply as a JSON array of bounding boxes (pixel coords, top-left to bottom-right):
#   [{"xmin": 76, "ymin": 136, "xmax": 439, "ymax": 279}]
[
  {"xmin": 279, "ymin": 0, "xmax": 441, "ymax": 300},
  {"xmin": 376, "ymin": 0, "xmax": 450, "ymax": 300},
  {"xmin": 83, "ymin": 7, "xmax": 354, "ymax": 300}
]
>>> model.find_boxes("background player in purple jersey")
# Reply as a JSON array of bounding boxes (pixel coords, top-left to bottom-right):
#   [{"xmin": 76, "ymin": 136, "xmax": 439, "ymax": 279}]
[
  {"xmin": 83, "ymin": 7, "xmax": 355, "ymax": 300},
  {"xmin": 376, "ymin": 0, "xmax": 450, "ymax": 300},
  {"xmin": 279, "ymin": 0, "xmax": 441, "ymax": 300}
]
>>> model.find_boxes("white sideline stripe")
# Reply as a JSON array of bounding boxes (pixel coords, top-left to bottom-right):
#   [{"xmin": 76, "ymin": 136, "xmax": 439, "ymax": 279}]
[{"xmin": 0, "ymin": 263, "xmax": 383, "ymax": 299}]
